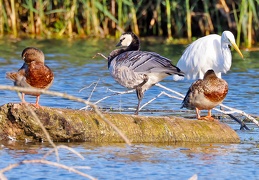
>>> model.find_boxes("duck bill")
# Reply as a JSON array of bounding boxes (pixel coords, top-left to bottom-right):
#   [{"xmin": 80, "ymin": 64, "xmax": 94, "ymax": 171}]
[{"xmin": 231, "ymin": 41, "xmax": 244, "ymax": 59}]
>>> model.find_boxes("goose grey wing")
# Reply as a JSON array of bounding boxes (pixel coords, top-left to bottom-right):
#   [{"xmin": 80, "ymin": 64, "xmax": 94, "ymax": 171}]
[{"xmin": 114, "ymin": 51, "xmax": 184, "ymax": 76}]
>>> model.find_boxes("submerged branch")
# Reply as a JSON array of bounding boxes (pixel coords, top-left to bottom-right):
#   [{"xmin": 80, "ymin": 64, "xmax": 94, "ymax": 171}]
[
  {"xmin": 220, "ymin": 104, "xmax": 258, "ymax": 126},
  {"xmin": 139, "ymin": 91, "xmax": 182, "ymax": 111},
  {"xmin": 42, "ymin": 145, "xmax": 85, "ymax": 160},
  {"xmin": 81, "ymin": 88, "xmax": 135, "ymax": 110},
  {"xmin": 80, "ymin": 80, "xmax": 256, "ymax": 129},
  {"xmin": 0, "ymin": 159, "xmax": 97, "ymax": 180},
  {"xmin": 155, "ymin": 83, "xmax": 257, "ymax": 129}
]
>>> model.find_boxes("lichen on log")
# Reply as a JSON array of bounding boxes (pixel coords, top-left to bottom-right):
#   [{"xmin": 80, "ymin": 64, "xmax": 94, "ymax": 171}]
[{"xmin": 0, "ymin": 103, "xmax": 240, "ymax": 143}]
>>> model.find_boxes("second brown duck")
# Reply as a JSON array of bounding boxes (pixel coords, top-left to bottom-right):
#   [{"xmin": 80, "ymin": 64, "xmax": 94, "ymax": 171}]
[{"xmin": 181, "ymin": 69, "xmax": 228, "ymax": 121}]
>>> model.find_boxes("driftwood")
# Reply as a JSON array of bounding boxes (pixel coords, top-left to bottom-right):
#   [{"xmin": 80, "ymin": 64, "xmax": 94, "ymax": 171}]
[{"xmin": 0, "ymin": 103, "xmax": 240, "ymax": 143}]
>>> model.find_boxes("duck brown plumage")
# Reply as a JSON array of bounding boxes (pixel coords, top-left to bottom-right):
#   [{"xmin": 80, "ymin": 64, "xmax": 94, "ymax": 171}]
[
  {"xmin": 181, "ymin": 69, "xmax": 228, "ymax": 121},
  {"xmin": 6, "ymin": 47, "xmax": 54, "ymax": 108}
]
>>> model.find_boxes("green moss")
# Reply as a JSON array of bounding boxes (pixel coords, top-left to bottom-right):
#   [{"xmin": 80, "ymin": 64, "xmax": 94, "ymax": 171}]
[{"xmin": 0, "ymin": 103, "xmax": 240, "ymax": 143}]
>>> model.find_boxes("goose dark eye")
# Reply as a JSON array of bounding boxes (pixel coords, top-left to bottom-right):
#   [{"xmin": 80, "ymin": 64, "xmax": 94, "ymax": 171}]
[
  {"xmin": 228, "ymin": 45, "xmax": 231, "ymax": 49},
  {"xmin": 120, "ymin": 37, "xmax": 125, "ymax": 42}
]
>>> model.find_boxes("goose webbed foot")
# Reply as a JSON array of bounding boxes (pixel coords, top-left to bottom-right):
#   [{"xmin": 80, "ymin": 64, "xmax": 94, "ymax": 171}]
[
  {"xmin": 135, "ymin": 87, "xmax": 143, "ymax": 115},
  {"xmin": 134, "ymin": 75, "xmax": 148, "ymax": 115}
]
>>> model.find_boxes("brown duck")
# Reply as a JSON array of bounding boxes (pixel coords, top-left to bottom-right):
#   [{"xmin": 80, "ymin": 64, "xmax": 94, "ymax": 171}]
[
  {"xmin": 181, "ymin": 69, "xmax": 228, "ymax": 121},
  {"xmin": 6, "ymin": 47, "xmax": 54, "ymax": 108}
]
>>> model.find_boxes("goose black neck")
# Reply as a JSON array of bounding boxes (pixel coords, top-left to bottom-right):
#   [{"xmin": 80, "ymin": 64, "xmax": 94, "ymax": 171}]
[
  {"xmin": 108, "ymin": 32, "xmax": 140, "ymax": 68},
  {"xmin": 128, "ymin": 32, "xmax": 140, "ymax": 51}
]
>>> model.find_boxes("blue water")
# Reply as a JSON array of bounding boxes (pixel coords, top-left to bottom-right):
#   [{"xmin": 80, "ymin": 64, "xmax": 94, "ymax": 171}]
[{"xmin": 0, "ymin": 38, "xmax": 258, "ymax": 179}]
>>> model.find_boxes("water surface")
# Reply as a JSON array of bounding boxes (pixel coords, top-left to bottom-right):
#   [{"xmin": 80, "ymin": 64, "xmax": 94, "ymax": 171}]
[{"xmin": 0, "ymin": 38, "xmax": 258, "ymax": 180}]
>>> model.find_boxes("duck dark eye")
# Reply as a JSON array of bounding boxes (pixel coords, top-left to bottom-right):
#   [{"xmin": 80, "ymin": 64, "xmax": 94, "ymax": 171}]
[{"xmin": 228, "ymin": 45, "xmax": 231, "ymax": 49}]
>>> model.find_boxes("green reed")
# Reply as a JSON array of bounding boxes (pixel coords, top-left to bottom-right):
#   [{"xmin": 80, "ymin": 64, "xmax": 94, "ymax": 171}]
[
  {"xmin": 0, "ymin": 0, "xmax": 258, "ymax": 47},
  {"xmin": 129, "ymin": 0, "xmax": 139, "ymax": 36},
  {"xmin": 165, "ymin": 0, "xmax": 172, "ymax": 39},
  {"xmin": 0, "ymin": 0, "xmax": 4, "ymax": 36},
  {"xmin": 185, "ymin": 0, "xmax": 191, "ymax": 40},
  {"xmin": 234, "ymin": 0, "xmax": 259, "ymax": 48}
]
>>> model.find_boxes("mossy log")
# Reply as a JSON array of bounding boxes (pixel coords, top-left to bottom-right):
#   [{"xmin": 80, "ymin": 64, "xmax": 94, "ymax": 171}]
[{"xmin": 0, "ymin": 103, "xmax": 240, "ymax": 143}]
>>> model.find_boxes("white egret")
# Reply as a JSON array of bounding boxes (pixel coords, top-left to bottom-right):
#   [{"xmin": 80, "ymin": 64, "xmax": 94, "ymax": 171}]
[{"xmin": 173, "ymin": 31, "xmax": 244, "ymax": 80}]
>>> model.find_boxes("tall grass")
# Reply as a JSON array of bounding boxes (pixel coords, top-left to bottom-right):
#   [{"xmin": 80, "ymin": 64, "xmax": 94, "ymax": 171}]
[
  {"xmin": 235, "ymin": 0, "xmax": 259, "ymax": 47},
  {"xmin": 0, "ymin": 0, "xmax": 258, "ymax": 47},
  {"xmin": 165, "ymin": 0, "xmax": 172, "ymax": 39},
  {"xmin": 185, "ymin": 0, "xmax": 191, "ymax": 40}
]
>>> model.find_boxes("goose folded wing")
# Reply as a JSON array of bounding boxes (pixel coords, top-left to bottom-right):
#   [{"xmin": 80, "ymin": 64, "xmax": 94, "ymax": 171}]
[{"xmin": 115, "ymin": 51, "xmax": 183, "ymax": 76}]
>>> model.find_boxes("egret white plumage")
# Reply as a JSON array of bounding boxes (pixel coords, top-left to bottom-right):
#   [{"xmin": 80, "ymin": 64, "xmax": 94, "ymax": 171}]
[
  {"xmin": 108, "ymin": 32, "xmax": 184, "ymax": 115},
  {"xmin": 173, "ymin": 31, "xmax": 243, "ymax": 80}
]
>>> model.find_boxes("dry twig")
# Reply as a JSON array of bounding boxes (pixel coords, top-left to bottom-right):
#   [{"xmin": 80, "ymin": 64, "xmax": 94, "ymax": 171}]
[
  {"xmin": 79, "ymin": 79, "xmax": 100, "ymax": 110},
  {"xmin": 0, "ymin": 159, "xmax": 97, "ymax": 180},
  {"xmin": 42, "ymin": 145, "xmax": 85, "ymax": 160},
  {"xmin": 0, "ymin": 84, "xmax": 132, "ymax": 179},
  {"xmin": 92, "ymin": 53, "xmax": 108, "ymax": 60},
  {"xmin": 16, "ymin": 92, "xmax": 61, "ymax": 162},
  {"xmin": 0, "ymin": 85, "xmax": 132, "ymax": 146},
  {"xmin": 155, "ymin": 83, "xmax": 255, "ymax": 129}
]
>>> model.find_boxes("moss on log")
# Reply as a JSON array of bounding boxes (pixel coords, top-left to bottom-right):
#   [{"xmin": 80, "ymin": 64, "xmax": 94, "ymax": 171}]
[{"xmin": 0, "ymin": 103, "xmax": 240, "ymax": 143}]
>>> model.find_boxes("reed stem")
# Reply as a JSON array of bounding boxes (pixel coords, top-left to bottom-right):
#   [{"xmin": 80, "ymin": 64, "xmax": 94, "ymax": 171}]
[
  {"xmin": 165, "ymin": 0, "xmax": 172, "ymax": 39},
  {"xmin": 10, "ymin": 0, "xmax": 17, "ymax": 37},
  {"xmin": 186, "ymin": 0, "xmax": 191, "ymax": 41},
  {"xmin": 0, "ymin": 0, "xmax": 257, "ymax": 47}
]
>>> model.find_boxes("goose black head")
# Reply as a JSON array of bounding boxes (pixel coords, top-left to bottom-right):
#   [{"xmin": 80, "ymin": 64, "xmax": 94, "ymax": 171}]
[{"xmin": 116, "ymin": 32, "xmax": 140, "ymax": 51}]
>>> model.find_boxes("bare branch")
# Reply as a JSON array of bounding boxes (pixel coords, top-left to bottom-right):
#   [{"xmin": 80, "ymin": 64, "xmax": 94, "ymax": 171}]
[
  {"xmin": 0, "ymin": 85, "xmax": 132, "ymax": 146},
  {"xmin": 154, "ymin": 83, "xmax": 257, "ymax": 128},
  {"xmin": 92, "ymin": 52, "xmax": 108, "ymax": 60},
  {"xmin": 42, "ymin": 145, "xmax": 85, "ymax": 160},
  {"xmin": 155, "ymin": 83, "xmax": 185, "ymax": 98},
  {"xmin": 0, "ymin": 172, "xmax": 7, "ymax": 180},
  {"xmin": 16, "ymin": 92, "xmax": 60, "ymax": 162},
  {"xmin": 107, "ymin": 88, "xmax": 135, "ymax": 94},
  {"xmin": 139, "ymin": 91, "xmax": 182, "ymax": 111},
  {"xmin": 0, "ymin": 159, "xmax": 97, "ymax": 180},
  {"xmin": 80, "ymin": 79, "xmax": 100, "ymax": 110},
  {"xmin": 79, "ymin": 81, "xmax": 98, "ymax": 93},
  {"xmin": 92, "ymin": 88, "xmax": 135, "ymax": 106},
  {"xmin": 219, "ymin": 104, "xmax": 259, "ymax": 126}
]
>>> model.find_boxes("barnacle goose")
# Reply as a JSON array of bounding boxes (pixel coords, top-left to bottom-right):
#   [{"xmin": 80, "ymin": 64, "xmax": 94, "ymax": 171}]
[{"xmin": 108, "ymin": 32, "xmax": 184, "ymax": 115}]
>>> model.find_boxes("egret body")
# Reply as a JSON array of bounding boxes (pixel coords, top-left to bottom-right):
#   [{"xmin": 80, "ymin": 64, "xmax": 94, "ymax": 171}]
[{"xmin": 174, "ymin": 31, "xmax": 243, "ymax": 80}]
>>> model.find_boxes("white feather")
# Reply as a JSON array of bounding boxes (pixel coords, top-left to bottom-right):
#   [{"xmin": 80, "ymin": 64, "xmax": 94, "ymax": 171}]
[{"xmin": 173, "ymin": 31, "xmax": 243, "ymax": 80}]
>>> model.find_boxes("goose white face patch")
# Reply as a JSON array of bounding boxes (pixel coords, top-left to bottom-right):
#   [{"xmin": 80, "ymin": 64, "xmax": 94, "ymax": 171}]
[{"xmin": 120, "ymin": 34, "xmax": 133, "ymax": 47}]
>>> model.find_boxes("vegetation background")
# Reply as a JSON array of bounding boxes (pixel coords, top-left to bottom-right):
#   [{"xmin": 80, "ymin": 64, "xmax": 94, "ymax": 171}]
[{"xmin": 0, "ymin": 0, "xmax": 258, "ymax": 47}]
